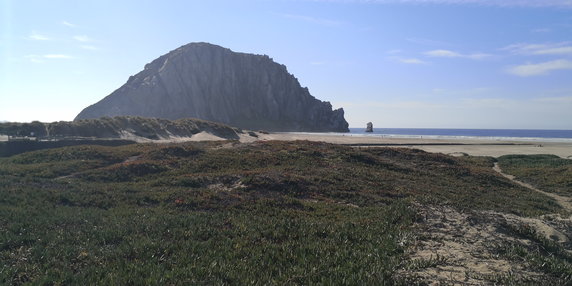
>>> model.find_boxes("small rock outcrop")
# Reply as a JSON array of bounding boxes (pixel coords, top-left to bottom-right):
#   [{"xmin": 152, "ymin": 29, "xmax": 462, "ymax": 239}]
[
  {"xmin": 75, "ymin": 43, "xmax": 349, "ymax": 132},
  {"xmin": 366, "ymin": 122, "xmax": 373, "ymax": 132}
]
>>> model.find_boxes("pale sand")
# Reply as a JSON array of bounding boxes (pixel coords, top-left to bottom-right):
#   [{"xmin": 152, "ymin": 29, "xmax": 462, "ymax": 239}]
[
  {"xmin": 3, "ymin": 130, "xmax": 569, "ymax": 158},
  {"xmin": 253, "ymin": 132, "xmax": 572, "ymax": 158}
]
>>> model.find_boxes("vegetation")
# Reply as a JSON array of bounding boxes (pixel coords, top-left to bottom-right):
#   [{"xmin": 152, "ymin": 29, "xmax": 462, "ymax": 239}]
[
  {"xmin": 0, "ymin": 139, "xmax": 135, "ymax": 157},
  {"xmin": 494, "ymin": 221, "xmax": 572, "ymax": 285},
  {"xmin": 0, "ymin": 116, "xmax": 241, "ymax": 140},
  {"xmin": 498, "ymin": 154, "xmax": 572, "ymax": 196},
  {"xmin": 0, "ymin": 141, "xmax": 568, "ymax": 284}
]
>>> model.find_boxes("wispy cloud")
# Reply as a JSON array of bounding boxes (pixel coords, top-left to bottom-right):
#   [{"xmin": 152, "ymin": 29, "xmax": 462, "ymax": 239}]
[
  {"xmin": 44, "ymin": 54, "xmax": 73, "ymax": 59},
  {"xmin": 282, "ymin": 14, "xmax": 344, "ymax": 27},
  {"xmin": 73, "ymin": 35, "xmax": 93, "ymax": 42},
  {"xmin": 503, "ymin": 43, "xmax": 572, "ymax": 56},
  {"xmin": 80, "ymin": 45, "xmax": 99, "ymax": 51},
  {"xmin": 424, "ymin": 49, "xmax": 491, "ymax": 60},
  {"xmin": 507, "ymin": 59, "xmax": 572, "ymax": 76},
  {"xmin": 311, "ymin": 0, "xmax": 572, "ymax": 8},
  {"xmin": 25, "ymin": 54, "xmax": 74, "ymax": 63},
  {"xmin": 386, "ymin": 50, "xmax": 429, "ymax": 64},
  {"xmin": 425, "ymin": 50, "xmax": 461, "ymax": 57},
  {"xmin": 392, "ymin": 57, "xmax": 428, "ymax": 64},
  {"xmin": 27, "ymin": 32, "xmax": 50, "ymax": 41},
  {"xmin": 62, "ymin": 21, "xmax": 76, "ymax": 28}
]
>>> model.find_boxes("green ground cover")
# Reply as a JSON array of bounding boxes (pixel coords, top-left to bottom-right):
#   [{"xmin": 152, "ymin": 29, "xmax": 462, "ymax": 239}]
[
  {"xmin": 498, "ymin": 154, "xmax": 572, "ymax": 196},
  {"xmin": 0, "ymin": 141, "xmax": 567, "ymax": 284}
]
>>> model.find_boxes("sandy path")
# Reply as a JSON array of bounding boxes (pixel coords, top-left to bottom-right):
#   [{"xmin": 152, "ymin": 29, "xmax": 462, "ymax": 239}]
[
  {"xmin": 399, "ymin": 205, "xmax": 547, "ymax": 284},
  {"xmin": 493, "ymin": 163, "xmax": 572, "ymax": 211},
  {"xmin": 400, "ymin": 165, "xmax": 572, "ymax": 284}
]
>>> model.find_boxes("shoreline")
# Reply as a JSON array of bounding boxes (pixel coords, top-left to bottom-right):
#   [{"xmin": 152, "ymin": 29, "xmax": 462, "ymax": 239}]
[
  {"xmin": 257, "ymin": 132, "xmax": 572, "ymax": 159},
  {"xmin": 275, "ymin": 131, "xmax": 572, "ymax": 143},
  {"xmin": 2, "ymin": 132, "xmax": 571, "ymax": 159}
]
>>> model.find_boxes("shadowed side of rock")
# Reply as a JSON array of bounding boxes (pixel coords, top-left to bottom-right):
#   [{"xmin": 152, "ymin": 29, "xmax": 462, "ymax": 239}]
[{"xmin": 75, "ymin": 42, "xmax": 349, "ymax": 132}]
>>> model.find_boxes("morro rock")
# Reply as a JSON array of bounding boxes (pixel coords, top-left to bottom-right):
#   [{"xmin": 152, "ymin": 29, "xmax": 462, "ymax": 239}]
[{"xmin": 75, "ymin": 43, "xmax": 349, "ymax": 132}]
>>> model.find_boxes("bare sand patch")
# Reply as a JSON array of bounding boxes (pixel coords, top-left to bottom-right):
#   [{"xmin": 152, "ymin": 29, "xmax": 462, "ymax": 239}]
[
  {"xmin": 108, "ymin": 130, "xmax": 572, "ymax": 158},
  {"xmin": 186, "ymin": 131, "xmax": 226, "ymax": 141},
  {"xmin": 399, "ymin": 204, "xmax": 571, "ymax": 284},
  {"xmin": 399, "ymin": 164, "xmax": 572, "ymax": 284},
  {"xmin": 118, "ymin": 130, "xmax": 232, "ymax": 143},
  {"xmin": 254, "ymin": 133, "xmax": 572, "ymax": 158}
]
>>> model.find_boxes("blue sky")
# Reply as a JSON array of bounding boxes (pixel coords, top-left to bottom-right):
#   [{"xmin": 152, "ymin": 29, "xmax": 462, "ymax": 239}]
[{"xmin": 1, "ymin": 0, "xmax": 572, "ymax": 129}]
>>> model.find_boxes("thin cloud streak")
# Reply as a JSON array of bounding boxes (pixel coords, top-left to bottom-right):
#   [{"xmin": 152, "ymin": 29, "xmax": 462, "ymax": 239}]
[
  {"xmin": 425, "ymin": 49, "xmax": 461, "ymax": 57},
  {"xmin": 62, "ymin": 21, "xmax": 76, "ymax": 27},
  {"xmin": 425, "ymin": 49, "xmax": 491, "ymax": 60},
  {"xmin": 44, "ymin": 54, "xmax": 73, "ymax": 59},
  {"xmin": 73, "ymin": 35, "xmax": 93, "ymax": 42},
  {"xmin": 80, "ymin": 45, "xmax": 99, "ymax": 51},
  {"xmin": 393, "ymin": 57, "xmax": 428, "ymax": 64},
  {"xmin": 507, "ymin": 59, "xmax": 572, "ymax": 76},
  {"xmin": 504, "ymin": 43, "xmax": 572, "ymax": 56},
  {"xmin": 28, "ymin": 33, "xmax": 50, "ymax": 41}
]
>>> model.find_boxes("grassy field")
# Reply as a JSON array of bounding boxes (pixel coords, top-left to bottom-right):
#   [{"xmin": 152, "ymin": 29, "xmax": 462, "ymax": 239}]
[
  {"xmin": 0, "ymin": 116, "xmax": 241, "ymax": 140},
  {"xmin": 498, "ymin": 154, "xmax": 572, "ymax": 196},
  {"xmin": 0, "ymin": 141, "xmax": 568, "ymax": 284}
]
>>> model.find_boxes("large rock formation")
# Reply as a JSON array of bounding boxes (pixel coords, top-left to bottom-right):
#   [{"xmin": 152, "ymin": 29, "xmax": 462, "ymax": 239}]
[{"xmin": 75, "ymin": 43, "xmax": 349, "ymax": 132}]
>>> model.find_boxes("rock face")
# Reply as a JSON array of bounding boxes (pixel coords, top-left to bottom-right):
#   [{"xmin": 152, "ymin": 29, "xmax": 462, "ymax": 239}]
[
  {"xmin": 75, "ymin": 43, "xmax": 349, "ymax": 132},
  {"xmin": 366, "ymin": 122, "xmax": 373, "ymax": 132}
]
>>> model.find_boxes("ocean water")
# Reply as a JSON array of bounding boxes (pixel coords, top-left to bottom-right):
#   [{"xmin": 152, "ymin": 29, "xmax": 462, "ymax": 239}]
[{"xmin": 343, "ymin": 128, "xmax": 572, "ymax": 142}]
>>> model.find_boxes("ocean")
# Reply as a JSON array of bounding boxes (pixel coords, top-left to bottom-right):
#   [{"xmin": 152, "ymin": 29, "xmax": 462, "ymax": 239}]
[{"xmin": 344, "ymin": 128, "xmax": 572, "ymax": 142}]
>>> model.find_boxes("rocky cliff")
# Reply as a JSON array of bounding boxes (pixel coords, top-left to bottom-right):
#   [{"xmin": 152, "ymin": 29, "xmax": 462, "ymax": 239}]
[{"xmin": 75, "ymin": 43, "xmax": 349, "ymax": 132}]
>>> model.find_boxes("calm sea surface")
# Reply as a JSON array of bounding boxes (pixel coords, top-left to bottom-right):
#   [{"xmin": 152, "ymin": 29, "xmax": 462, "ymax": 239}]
[{"xmin": 341, "ymin": 128, "xmax": 572, "ymax": 142}]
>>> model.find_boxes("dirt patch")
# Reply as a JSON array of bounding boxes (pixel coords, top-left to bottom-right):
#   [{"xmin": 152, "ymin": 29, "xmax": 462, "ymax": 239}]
[
  {"xmin": 399, "ymin": 163, "xmax": 572, "ymax": 283},
  {"xmin": 398, "ymin": 204, "xmax": 571, "ymax": 284},
  {"xmin": 207, "ymin": 181, "xmax": 246, "ymax": 192},
  {"xmin": 123, "ymin": 155, "xmax": 140, "ymax": 163},
  {"xmin": 447, "ymin": 152, "xmax": 469, "ymax": 157}
]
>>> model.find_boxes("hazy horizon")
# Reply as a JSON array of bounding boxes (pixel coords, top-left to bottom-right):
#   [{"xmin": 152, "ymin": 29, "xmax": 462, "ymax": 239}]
[{"xmin": 1, "ymin": 0, "xmax": 572, "ymax": 129}]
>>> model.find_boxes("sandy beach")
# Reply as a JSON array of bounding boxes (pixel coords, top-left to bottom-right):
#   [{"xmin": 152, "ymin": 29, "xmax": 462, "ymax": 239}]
[
  {"xmin": 2, "ymin": 132, "xmax": 571, "ymax": 158},
  {"xmin": 254, "ymin": 132, "xmax": 572, "ymax": 159}
]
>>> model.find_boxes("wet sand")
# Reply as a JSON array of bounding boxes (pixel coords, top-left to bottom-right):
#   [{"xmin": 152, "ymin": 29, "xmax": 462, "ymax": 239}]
[{"xmin": 255, "ymin": 132, "xmax": 572, "ymax": 158}]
